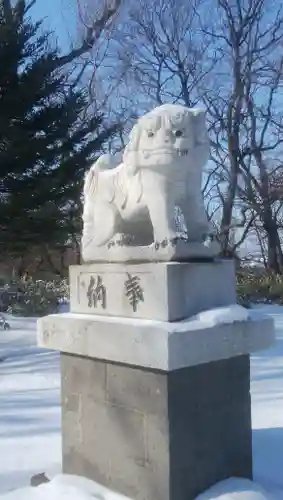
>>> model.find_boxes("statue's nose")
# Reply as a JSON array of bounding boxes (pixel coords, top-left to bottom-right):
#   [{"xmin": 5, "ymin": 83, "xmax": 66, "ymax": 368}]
[{"xmin": 163, "ymin": 130, "xmax": 171, "ymax": 142}]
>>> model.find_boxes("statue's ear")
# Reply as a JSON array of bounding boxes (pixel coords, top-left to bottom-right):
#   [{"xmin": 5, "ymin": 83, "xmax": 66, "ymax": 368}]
[
  {"xmin": 123, "ymin": 123, "xmax": 141, "ymax": 175},
  {"xmin": 191, "ymin": 109, "xmax": 208, "ymax": 145},
  {"xmin": 126, "ymin": 123, "xmax": 141, "ymax": 152}
]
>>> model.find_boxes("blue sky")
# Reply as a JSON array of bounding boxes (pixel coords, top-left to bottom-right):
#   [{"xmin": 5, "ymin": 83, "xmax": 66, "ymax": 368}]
[{"xmin": 29, "ymin": 0, "xmax": 76, "ymax": 52}]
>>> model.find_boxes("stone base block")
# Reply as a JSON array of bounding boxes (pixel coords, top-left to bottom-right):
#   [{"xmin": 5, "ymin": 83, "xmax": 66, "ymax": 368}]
[
  {"xmin": 61, "ymin": 353, "xmax": 252, "ymax": 500},
  {"xmin": 69, "ymin": 260, "xmax": 236, "ymax": 321}
]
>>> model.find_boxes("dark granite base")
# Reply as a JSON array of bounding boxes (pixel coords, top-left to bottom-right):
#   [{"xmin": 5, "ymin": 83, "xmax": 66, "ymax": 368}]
[{"xmin": 61, "ymin": 353, "xmax": 252, "ymax": 500}]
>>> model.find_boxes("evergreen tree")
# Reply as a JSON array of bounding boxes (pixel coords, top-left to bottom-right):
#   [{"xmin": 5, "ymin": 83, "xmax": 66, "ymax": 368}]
[{"xmin": 0, "ymin": 0, "xmax": 117, "ymax": 259}]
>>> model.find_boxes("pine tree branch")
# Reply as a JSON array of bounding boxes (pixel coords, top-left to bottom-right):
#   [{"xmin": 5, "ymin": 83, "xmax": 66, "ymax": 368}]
[
  {"xmin": 24, "ymin": 0, "xmax": 36, "ymax": 14},
  {"xmin": 54, "ymin": 0, "xmax": 121, "ymax": 69},
  {"xmin": 2, "ymin": 0, "xmax": 13, "ymax": 22}
]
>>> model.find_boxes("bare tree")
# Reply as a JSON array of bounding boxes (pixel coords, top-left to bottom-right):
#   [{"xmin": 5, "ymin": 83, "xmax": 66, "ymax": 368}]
[
  {"xmin": 58, "ymin": 0, "xmax": 283, "ymax": 270},
  {"xmin": 57, "ymin": 0, "xmax": 134, "ymax": 155},
  {"xmin": 3, "ymin": 0, "xmax": 121, "ymax": 69},
  {"xmin": 115, "ymin": 0, "xmax": 214, "ymax": 111},
  {"xmin": 55, "ymin": 0, "xmax": 122, "ymax": 68},
  {"xmin": 198, "ymin": 0, "xmax": 283, "ymax": 269}
]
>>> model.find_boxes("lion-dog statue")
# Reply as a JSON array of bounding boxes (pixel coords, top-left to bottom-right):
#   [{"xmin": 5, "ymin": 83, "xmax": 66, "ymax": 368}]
[{"xmin": 82, "ymin": 104, "xmax": 213, "ymax": 260}]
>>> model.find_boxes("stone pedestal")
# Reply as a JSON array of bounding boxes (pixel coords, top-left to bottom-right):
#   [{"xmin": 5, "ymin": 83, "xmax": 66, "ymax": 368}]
[
  {"xmin": 37, "ymin": 260, "xmax": 275, "ymax": 500},
  {"xmin": 60, "ymin": 354, "xmax": 251, "ymax": 500}
]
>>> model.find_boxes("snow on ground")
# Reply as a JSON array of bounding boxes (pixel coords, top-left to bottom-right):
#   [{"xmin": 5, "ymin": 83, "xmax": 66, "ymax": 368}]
[
  {"xmin": 0, "ymin": 474, "xmax": 132, "ymax": 500},
  {"xmin": 251, "ymin": 305, "xmax": 283, "ymax": 492},
  {"xmin": 195, "ymin": 478, "xmax": 277, "ymax": 500},
  {"xmin": 0, "ymin": 305, "xmax": 283, "ymax": 498},
  {"xmin": 0, "ymin": 475, "xmax": 277, "ymax": 500},
  {"xmin": 0, "ymin": 316, "xmax": 61, "ymax": 494}
]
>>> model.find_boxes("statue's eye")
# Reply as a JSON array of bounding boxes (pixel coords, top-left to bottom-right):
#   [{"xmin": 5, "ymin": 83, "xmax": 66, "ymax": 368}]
[
  {"xmin": 175, "ymin": 130, "xmax": 183, "ymax": 137},
  {"xmin": 147, "ymin": 130, "xmax": 154, "ymax": 138}
]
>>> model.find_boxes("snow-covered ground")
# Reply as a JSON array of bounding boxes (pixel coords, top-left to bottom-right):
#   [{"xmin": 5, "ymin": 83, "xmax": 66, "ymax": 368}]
[
  {"xmin": 0, "ymin": 305, "xmax": 282, "ymax": 498},
  {"xmin": 251, "ymin": 306, "xmax": 283, "ymax": 493},
  {"xmin": 0, "ymin": 317, "xmax": 61, "ymax": 494}
]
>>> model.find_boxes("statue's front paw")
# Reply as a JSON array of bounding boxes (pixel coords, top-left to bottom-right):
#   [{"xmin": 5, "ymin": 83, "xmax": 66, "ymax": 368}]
[
  {"xmin": 154, "ymin": 239, "xmax": 169, "ymax": 250},
  {"xmin": 154, "ymin": 232, "xmax": 180, "ymax": 250},
  {"xmin": 107, "ymin": 233, "xmax": 134, "ymax": 248}
]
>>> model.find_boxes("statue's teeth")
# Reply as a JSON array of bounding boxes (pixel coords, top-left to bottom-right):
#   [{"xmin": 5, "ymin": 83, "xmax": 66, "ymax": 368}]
[{"xmin": 176, "ymin": 149, "xmax": 188, "ymax": 156}]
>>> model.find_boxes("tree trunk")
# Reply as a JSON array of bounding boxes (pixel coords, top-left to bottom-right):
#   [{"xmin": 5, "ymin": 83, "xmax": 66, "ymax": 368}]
[
  {"xmin": 220, "ymin": 169, "xmax": 238, "ymax": 254},
  {"xmin": 263, "ymin": 218, "xmax": 282, "ymax": 274}
]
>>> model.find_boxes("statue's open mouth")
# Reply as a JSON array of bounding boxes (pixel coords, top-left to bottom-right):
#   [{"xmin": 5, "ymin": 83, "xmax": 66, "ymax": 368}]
[{"xmin": 143, "ymin": 148, "xmax": 189, "ymax": 158}]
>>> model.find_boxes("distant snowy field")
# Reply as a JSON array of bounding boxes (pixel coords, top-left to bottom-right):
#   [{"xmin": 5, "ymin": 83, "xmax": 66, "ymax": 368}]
[{"xmin": 0, "ymin": 305, "xmax": 282, "ymax": 499}]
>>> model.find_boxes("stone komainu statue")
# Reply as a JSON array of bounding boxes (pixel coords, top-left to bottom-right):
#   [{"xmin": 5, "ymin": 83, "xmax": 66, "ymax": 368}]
[{"xmin": 82, "ymin": 104, "xmax": 215, "ymax": 261}]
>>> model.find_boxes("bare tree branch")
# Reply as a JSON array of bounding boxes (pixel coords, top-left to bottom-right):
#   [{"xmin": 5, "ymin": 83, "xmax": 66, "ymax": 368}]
[{"xmin": 55, "ymin": 0, "xmax": 121, "ymax": 68}]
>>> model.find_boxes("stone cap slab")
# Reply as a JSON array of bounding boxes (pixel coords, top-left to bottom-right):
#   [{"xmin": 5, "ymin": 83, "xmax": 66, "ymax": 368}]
[{"xmin": 37, "ymin": 309, "xmax": 275, "ymax": 371}]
